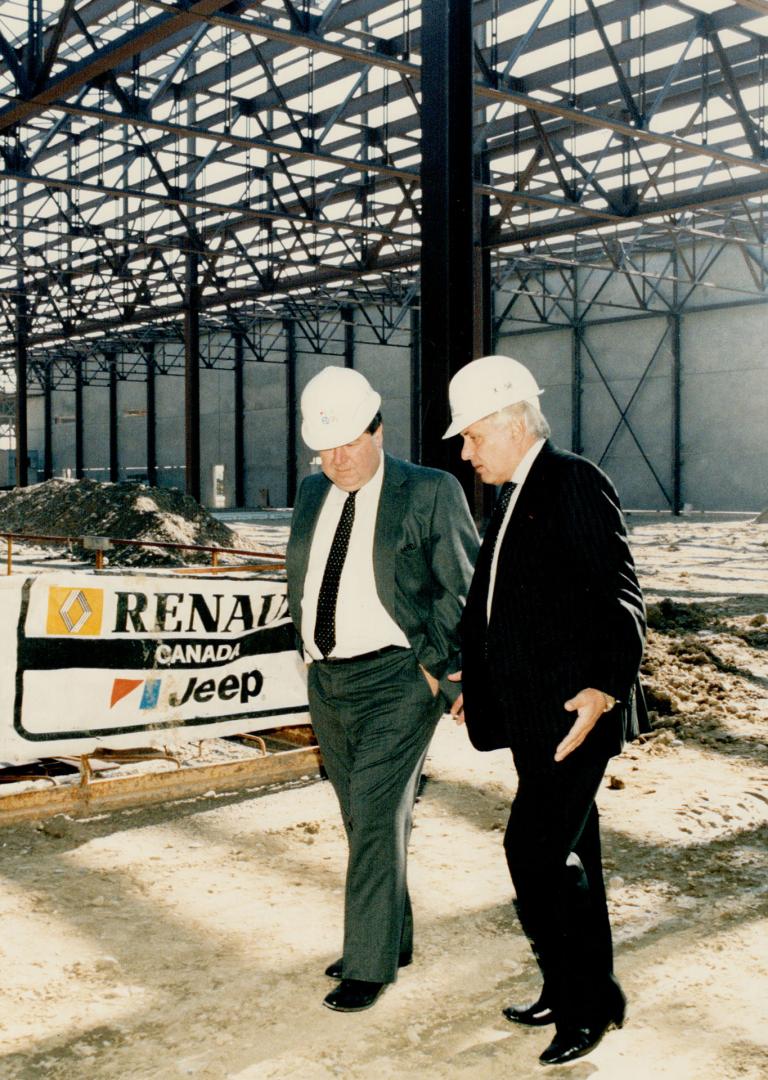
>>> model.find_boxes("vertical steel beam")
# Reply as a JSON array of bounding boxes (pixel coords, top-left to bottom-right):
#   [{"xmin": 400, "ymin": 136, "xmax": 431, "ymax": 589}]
[
  {"xmin": 343, "ymin": 306, "xmax": 354, "ymax": 368},
  {"xmin": 671, "ymin": 312, "xmax": 683, "ymax": 515},
  {"xmin": 14, "ymin": 174, "xmax": 29, "ymax": 488},
  {"xmin": 184, "ymin": 251, "xmax": 201, "ymax": 502},
  {"xmin": 27, "ymin": 0, "xmax": 43, "ymax": 85},
  {"xmin": 571, "ymin": 265, "xmax": 583, "ymax": 454},
  {"xmin": 285, "ymin": 318, "xmax": 297, "ymax": 506},
  {"xmin": 474, "ymin": 145, "xmax": 493, "ymax": 360},
  {"xmin": 74, "ymin": 357, "xmax": 84, "ymax": 479},
  {"xmin": 473, "ymin": 143, "xmax": 493, "ymax": 523},
  {"xmin": 410, "ymin": 302, "xmax": 421, "ymax": 462},
  {"xmin": 671, "ymin": 250, "xmax": 682, "ymax": 516},
  {"xmin": 108, "ymin": 352, "xmax": 119, "ymax": 482},
  {"xmin": 145, "ymin": 346, "xmax": 157, "ymax": 487},
  {"xmin": 43, "ymin": 361, "xmax": 53, "ymax": 480},
  {"xmin": 419, "ymin": 0, "xmax": 474, "ymax": 472},
  {"xmin": 14, "ymin": 288, "xmax": 29, "ymax": 487},
  {"xmin": 571, "ymin": 321, "xmax": 583, "ymax": 454},
  {"xmin": 234, "ymin": 330, "xmax": 245, "ymax": 508}
]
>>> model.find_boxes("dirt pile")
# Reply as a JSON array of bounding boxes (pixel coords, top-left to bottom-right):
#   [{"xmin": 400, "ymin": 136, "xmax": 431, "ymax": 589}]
[
  {"xmin": 641, "ymin": 597, "xmax": 768, "ymax": 754},
  {"xmin": 0, "ymin": 478, "xmax": 236, "ymax": 566}
]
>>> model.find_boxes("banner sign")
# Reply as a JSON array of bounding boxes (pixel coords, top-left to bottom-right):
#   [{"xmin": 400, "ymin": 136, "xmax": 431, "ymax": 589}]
[{"xmin": 0, "ymin": 571, "xmax": 309, "ymax": 764}]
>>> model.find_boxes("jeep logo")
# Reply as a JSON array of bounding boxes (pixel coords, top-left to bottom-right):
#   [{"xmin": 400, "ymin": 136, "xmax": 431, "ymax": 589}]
[{"xmin": 168, "ymin": 668, "xmax": 264, "ymax": 707}]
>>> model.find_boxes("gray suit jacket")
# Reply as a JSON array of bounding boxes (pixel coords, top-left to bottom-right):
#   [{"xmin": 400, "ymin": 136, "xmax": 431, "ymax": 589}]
[{"xmin": 286, "ymin": 454, "xmax": 479, "ymax": 701}]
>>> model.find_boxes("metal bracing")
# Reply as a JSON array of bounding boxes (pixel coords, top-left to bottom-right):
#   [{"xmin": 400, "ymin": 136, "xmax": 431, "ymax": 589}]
[
  {"xmin": 0, "ymin": 0, "xmax": 767, "ymax": 470},
  {"xmin": 493, "ymin": 197, "xmax": 768, "ymax": 335},
  {"xmin": 582, "ymin": 320, "xmax": 673, "ymax": 503}
]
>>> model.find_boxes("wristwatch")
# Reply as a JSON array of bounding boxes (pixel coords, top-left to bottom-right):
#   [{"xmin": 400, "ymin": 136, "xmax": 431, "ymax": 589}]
[{"xmin": 602, "ymin": 692, "xmax": 617, "ymax": 712}]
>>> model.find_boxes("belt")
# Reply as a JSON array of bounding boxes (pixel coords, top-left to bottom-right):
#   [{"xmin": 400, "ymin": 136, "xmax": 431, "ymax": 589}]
[{"xmin": 314, "ymin": 644, "xmax": 409, "ymax": 665}]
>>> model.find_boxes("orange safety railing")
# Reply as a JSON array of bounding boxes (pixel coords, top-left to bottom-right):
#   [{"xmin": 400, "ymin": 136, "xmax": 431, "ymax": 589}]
[{"xmin": 1, "ymin": 532, "xmax": 285, "ymax": 575}]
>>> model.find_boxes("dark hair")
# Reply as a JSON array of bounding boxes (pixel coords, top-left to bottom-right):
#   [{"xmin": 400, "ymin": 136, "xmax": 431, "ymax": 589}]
[{"xmin": 366, "ymin": 411, "xmax": 383, "ymax": 436}]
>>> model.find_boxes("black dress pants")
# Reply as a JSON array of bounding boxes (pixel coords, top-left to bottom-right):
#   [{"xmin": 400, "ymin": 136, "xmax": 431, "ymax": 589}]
[
  {"xmin": 503, "ymin": 750, "xmax": 622, "ymax": 1030},
  {"xmin": 308, "ymin": 648, "xmax": 443, "ymax": 984}
]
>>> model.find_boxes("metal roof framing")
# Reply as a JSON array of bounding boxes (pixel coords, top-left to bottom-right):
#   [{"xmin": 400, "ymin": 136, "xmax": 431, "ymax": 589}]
[{"xmin": 0, "ymin": 1, "xmax": 767, "ymax": 413}]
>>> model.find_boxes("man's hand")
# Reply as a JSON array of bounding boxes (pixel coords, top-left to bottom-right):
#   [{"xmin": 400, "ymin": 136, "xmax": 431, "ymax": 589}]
[
  {"xmin": 447, "ymin": 671, "xmax": 464, "ymax": 724},
  {"xmin": 555, "ymin": 688, "xmax": 612, "ymax": 762}
]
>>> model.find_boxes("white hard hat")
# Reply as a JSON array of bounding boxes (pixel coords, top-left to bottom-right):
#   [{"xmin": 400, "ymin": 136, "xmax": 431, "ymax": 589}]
[
  {"xmin": 300, "ymin": 366, "xmax": 382, "ymax": 451},
  {"xmin": 443, "ymin": 354, "xmax": 543, "ymax": 438}
]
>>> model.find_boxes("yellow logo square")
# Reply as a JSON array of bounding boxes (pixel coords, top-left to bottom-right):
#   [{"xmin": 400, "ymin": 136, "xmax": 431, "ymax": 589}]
[{"xmin": 46, "ymin": 586, "xmax": 104, "ymax": 635}]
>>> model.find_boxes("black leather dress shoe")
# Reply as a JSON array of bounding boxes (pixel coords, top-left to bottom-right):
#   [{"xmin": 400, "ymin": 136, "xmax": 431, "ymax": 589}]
[
  {"xmin": 324, "ymin": 953, "xmax": 412, "ymax": 979},
  {"xmin": 539, "ymin": 1025, "xmax": 606, "ymax": 1066},
  {"xmin": 539, "ymin": 1009, "xmax": 624, "ymax": 1067},
  {"xmin": 323, "ymin": 978, "xmax": 385, "ymax": 1012},
  {"xmin": 502, "ymin": 997, "xmax": 554, "ymax": 1027}
]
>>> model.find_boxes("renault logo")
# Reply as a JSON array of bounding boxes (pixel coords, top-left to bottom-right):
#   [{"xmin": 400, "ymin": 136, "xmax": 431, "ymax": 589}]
[{"xmin": 46, "ymin": 586, "xmax": 104, "ymax": 635}]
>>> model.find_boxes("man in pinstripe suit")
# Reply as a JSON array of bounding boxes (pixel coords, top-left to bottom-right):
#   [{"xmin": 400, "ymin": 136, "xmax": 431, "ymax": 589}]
[{"xmin": 445, "ymin": 355, "xmax": 646, "ymax": 1067}]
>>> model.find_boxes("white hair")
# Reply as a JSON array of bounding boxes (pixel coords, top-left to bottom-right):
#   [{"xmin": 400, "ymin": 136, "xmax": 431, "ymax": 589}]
[{"xmin": 489, "ymin": 400, "xmax": 551, "ymax": 439}]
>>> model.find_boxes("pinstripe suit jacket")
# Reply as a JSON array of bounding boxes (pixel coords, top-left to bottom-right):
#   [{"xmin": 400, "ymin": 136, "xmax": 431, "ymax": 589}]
[{"xmin": 461, "ymin": 441, "xmax": 646, "ymax": 768}]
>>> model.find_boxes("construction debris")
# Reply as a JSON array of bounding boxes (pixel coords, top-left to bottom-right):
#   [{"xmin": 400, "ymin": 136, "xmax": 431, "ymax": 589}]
[{"xmin": 0, "ymin": 478, "xmax": 236, "ymax": 565}]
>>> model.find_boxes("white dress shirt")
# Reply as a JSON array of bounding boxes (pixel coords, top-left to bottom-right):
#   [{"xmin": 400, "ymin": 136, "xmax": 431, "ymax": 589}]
[
  {"xmin": 301, "ymin": 453, "xmax": 410, "ymax": 660},
  {"xmin": 487, "ymin": 438, "xmax": 545, "ymax": 620}
]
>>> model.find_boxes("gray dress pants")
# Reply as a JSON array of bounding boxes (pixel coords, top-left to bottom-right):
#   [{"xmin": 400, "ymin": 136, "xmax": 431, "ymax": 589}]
[{"xmin": 308, "ymin": 647, "xmax": 443, "ymax": 983}]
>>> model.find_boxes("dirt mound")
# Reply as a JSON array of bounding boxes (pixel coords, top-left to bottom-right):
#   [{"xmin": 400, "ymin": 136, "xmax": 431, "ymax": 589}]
[
  {"xmin": 646, "ymin": 597, "xmax": 713, "ymax": 633},
  {"xmin": 755, "ymin": 507, "xmax": 768, "ymax": 523},
  {"xmin": 0, "ymin": 478, "xmax": 236, "ymax": 566},
  {"xmin": 641, "ymin": 600, "xmax": 768, "ymax": 753}
]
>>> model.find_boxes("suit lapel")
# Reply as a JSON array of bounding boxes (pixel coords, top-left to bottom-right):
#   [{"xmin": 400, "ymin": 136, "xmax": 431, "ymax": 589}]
[
  {"xmin": 292, "ymin": 474, "xmax": 331, "ymax": 594},
  {"xmin": 509, "ymin": 439, "xmax": 551, "ymax": 517},
  {"xmin": 490, "ymin": 440, "xmax": 552, "ymax": 569},
  {"xmin": 373, "ymin": 454, "xmax": 407, "ymax": 615}
]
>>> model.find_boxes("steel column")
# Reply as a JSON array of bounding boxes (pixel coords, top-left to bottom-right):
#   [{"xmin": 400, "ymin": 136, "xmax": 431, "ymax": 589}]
[
  {"xmin": 108, "ymin": 352, "xmax": 119, "ymax": 482},
  {"xmin": 285, "ymin": 318, "xmax": 297, "ymax": 506},
  {"xmin": 571, "ymin": 320, "xmax": 584, "ymax": 454},
  {"xmin": 146, "ymin": 346, "xmax": 157, "ymax": 487},
  {"xmin": 184, "ymin": 251, "xmax": 201, "ymax": 502},
  {"xmin": 671, "ymin": 312, "xmax": 683, "ymax": 515},
  {"xmin": 234, "ymin": 330, "xmax": 245, "ymax": 508},
  {"xmin": 419, "ymin": 0, "xmax": 474, "ymax": 471},
  {"xmin": 410, "ymin": 301, "xmax": 421, "ymax": 461},
  {"xmin": 343, "ymin": 306, "xmax": 354, "ymax": 368},
  {"xmin": 473, "ymin": 143, "xmax": 493, "ymax": 524},
  {"xmin": 43, "ymin": 362, "xmax": 53, "ymax": 480},
  {"xmin": 474, "ymin": 147, "xmax": 493, "ymax": 360},
  {"xmin": 74, "ymin": 357, "xmax": 84, "ymax": 479},
  {"xmin": 14, "ymin": 289, "xmax": 29, "ymax": 488}
]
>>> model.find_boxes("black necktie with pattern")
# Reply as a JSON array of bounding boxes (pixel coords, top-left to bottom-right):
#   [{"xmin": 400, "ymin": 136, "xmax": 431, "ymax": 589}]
[
  {"xmin": 485, "ymin": 481, "xmax": 517, "ymax": 559},
  {"xmin": 471, "ymin": 481, "xmax": 517, "ymax": 624},
  {"xmin": 314, "ymin": 490, "xmax": 357, "ymax": 658}
]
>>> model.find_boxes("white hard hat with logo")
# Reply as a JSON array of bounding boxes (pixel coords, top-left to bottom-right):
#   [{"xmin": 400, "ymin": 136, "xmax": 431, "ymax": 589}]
[
  {"xmin": 301, "ymin": 366, "xmax": 382, "ymax": 451},
  {"xmin": 443, "ymin": 354, "xmax": 543, "ymax": 439}
]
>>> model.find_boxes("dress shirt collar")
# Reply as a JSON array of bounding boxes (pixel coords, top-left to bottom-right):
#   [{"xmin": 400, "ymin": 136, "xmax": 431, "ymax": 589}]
[{"xmin": 508, "ymin": 437, "xmax": 545, "ymax": 489}]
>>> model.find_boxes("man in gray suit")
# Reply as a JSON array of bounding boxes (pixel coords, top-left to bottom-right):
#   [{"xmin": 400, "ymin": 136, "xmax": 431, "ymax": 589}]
[{"xmin": 286, "ymin": 366, "xmax": 478, "ymax": 1012}]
